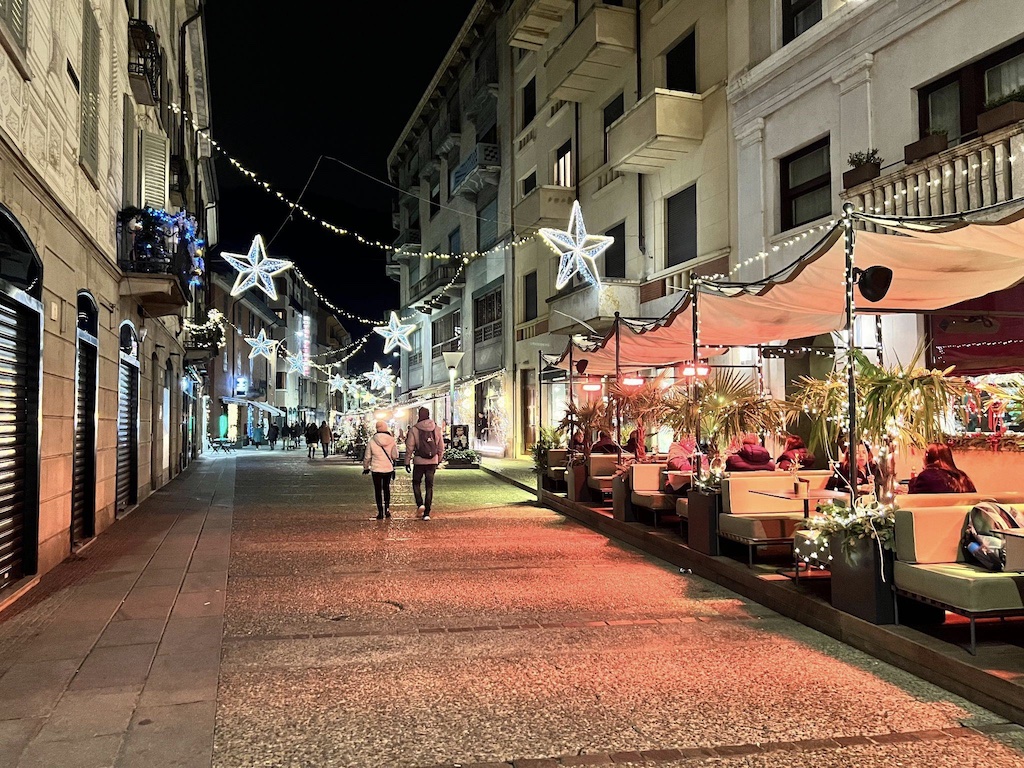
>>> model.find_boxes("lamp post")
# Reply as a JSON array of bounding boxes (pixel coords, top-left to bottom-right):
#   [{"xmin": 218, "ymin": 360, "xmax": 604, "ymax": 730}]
[{"xmin": 443, "ymin": 350, "xmax": 464, "ymax": 435}]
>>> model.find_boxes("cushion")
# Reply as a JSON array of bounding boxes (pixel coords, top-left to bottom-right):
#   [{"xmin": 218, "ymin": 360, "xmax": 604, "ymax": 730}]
[
  {"xmin": 894, "ymin": 506, "xmax": 975, "ymax": 564},
  {"xmin": 546, "ymin": 466, "xmax": 566, "ymax": 481},
  {"xmin": 719, "ymin": 513, "xmax": 804, "ymax": 541},
  {"xmin": 893, "ymin": 561, "xmax": 1024, "ymax": 613},
  {"xmin": 588, "ymin": 454, "xmax": 624, "ymax": 478},
  {"xmin": 631, "ymin": 491, "xmax": 677, "ymax": 511},
  {"xmin": 723, "ymin": 474, "xmax": 806, "ymax": 515},
  {"xmin": 630, "ymin": 463, "xmax": 668, "ymax": 492},
  {"xmin": 588, "ymin": 475, "xmax": 614, "ymax": 492},
  {"xmin": 898, "ymin": 493, "xmax": 994, "ymax": 508}
]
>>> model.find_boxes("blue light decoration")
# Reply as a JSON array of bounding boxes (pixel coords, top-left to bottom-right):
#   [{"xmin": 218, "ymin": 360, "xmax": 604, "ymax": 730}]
[
  {"xmin": 116, "ymin": 206, "xmax": 205, "ymax": 285},
  {"xmin": 245, "ymin": 328, "xmax": 276, "ymax": 361},
  {"xmin": 221, "ymin": 234, "xmax": 293, "ymax": 301},
  {"xmin": 329, "ymin": 374, "xmax": 345, "ymax": 393},
  {"xmin": 538, "ymin": 200, "xmax": 614, "ymax": 290},
  {"xmin": 373, "ymin": 311, "xmax": 417, "ymax": 354},
  {"xmin": 287, "ymin": 352, "xmax": 307, "ymax": 375},
  {"xmin": 366, "ymin": 362, "xmax": 395, "ymax": 392}
]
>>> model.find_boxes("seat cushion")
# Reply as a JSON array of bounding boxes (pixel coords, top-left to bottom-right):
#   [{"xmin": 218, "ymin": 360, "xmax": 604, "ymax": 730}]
[
  {"xmin": 588, "ymin": 475, "xmax": 614, "ymax": 492},
  {"xmin": 547, "ymin": 466, "xmax": 566, "ymax": 481},
  {"xmin": 719, "ymin": 513, "xmax": 804, "ymax": 541},
  {"xmin": 631, "ymin": 491, "xmax": 677, "ymax": 511},
  {"xmin": 893, "ymin": 560, "xmax": 1024, "ymax": 613}
]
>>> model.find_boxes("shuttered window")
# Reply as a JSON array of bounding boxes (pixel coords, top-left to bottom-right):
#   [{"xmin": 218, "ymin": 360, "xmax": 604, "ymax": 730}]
[
  {"xmin": 79, "ymin": 1, "xmax": 101, "ymax": 180},
  {"xmin": 139, "ymin": 130, "xmax": 169, "ymax": 209},
  {"xmin": 604, "ymin": 222, "xmax": 626, "ymax": 278},
  {"xmin": 523, "ymin": 271, "xmax": 538, "ymax": 322},
  {"xmin": 0, "ymin": 0, "xmax": 28, "ymax": 50},
  {"xmin": 477, "ymin": 196, "xmax": 498, "ymax": 251},
  {"xmin": 666, "ymin": 184, "xmax": 697, "ymax": 267},
  {"xmin": 122, "ymin": 94, "xmax": 137, "ymax": 206}
]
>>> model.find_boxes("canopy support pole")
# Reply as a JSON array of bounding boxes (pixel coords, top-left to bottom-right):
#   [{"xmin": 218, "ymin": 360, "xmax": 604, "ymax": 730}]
[
  {"xmin": 875, "ymin": 315, "xmax": 884, "ymax": 366},
  {"xmin": 843, "ymin": 202, "xmax": 858, "ymax": 505},
  {"xmin": 691, "ymin": 283, "xmax": 702, "ymax": 448},
  {"xmin": 614, "ymin": 313, "xmax": 622, "ymax": 458},
  {"xmin": 537, "ymin": 349, "xmax": 543, "ymax": 450},
  {"xmin": 568, "ymin": 340, "xmax": 575, "ymax": 456}
]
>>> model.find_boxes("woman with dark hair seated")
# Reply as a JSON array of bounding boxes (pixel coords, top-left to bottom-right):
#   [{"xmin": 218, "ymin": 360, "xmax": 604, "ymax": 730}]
[
  {"xmin": 826, "ymin": 443, "xmax": 877, "ymax": 494},
  {"xmin": 908, "ymin": 443, "xmax": 977, "ymax": 494},
  {"xmin": 777, "ymin": 434, "xmax": 815, "ymax": 471}
]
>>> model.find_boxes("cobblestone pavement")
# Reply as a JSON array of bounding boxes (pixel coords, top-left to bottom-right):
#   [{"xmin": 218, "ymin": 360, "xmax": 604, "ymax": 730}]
[{"xmin": 1, "ymin": 450, "xmax": 1023, "ymax": 767}]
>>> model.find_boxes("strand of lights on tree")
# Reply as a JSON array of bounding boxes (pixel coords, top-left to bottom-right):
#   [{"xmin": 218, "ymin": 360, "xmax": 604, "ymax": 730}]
[{"xmin": 539, "ymin": 200, "xmax": 613, "ymax": 290}]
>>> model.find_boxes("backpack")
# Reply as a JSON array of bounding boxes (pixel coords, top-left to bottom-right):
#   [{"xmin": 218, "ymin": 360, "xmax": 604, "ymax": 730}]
[
  {"xmin": 961, "ymin": 502, "xmax": 1024, "ymax": 572},
  {"xmin": 413, "ymin": 424, "xmax": 438, "ymax": 460}
]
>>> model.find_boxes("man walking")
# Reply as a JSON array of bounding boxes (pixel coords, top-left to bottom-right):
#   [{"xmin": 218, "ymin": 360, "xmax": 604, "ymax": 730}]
[{"xmin": 405, "ymin": 407, "xmax": 444, "ymax": 520}]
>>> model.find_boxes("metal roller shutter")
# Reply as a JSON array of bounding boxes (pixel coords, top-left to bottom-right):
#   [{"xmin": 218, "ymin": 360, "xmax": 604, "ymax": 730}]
[
  {"xmin": 0, "ymin": 297, "xmax": 31, "ymax": 586},
  {"xmin": 116, "ymin": 359, "xmax": 139, "ymax": 514},
  {"xmin": 72, "ymin": 341, "xmax": 97, "ymax": 545}
]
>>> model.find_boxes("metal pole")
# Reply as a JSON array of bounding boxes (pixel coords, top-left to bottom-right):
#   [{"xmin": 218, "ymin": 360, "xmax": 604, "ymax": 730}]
[
  {"xmin": 568, "ymin": 339, "xmax": 575, "ymax": 451},
  {"xmin": 614, "ymin": 313, "xmax": 622, "ymax": 458},
  {"xmin": 843, "ymin": 201, "xmax": 858, "ymax": 504},
  {"xmin": 691, "ymin": 283, "xmax": 701, "ymax": 447},
  {"xmin": 875, "ymin": 314, "xmax": 884, "ymax": 366},
  {"xmin": 537, "ymin": 349, "xmax": 543, "ymax": 448}
]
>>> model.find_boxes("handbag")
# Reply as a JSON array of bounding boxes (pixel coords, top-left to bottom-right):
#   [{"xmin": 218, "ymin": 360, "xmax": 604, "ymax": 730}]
[{"xmin": 373, "ymin": 435, "xmax": 397, "ymax": 480}]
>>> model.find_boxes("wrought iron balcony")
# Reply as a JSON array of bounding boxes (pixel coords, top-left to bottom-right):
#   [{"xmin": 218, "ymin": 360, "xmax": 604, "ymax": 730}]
[
  {"xmin": 545, "ymin": 4, "xmax": 635, "ymax": 102},
  {"xmin": 450, "ymin": 143, "xmax": 500, "ymax": 199},
  {"xmin": 128, "ymin": 19, "xmax": 161, "ymax": 106},
  {"xmin": 409, "ymin": 264, "xmax": 465, "ymax": 304},
  {"xmin": 116, "ymin": 208, "xmax": 194, "ymax": 316},
  {"xmin": 393, "ymin": 227, "xmax": 421, "ymax": 252}
]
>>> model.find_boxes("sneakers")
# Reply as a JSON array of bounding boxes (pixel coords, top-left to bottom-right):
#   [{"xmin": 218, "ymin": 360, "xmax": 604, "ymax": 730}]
[
  {"xmin": 422, "ymin": 514, "xmax": 431, "ymax": 521},
  {"xmin": 416, "ymin": 505, "xmax": 426, "ymax": 517}
]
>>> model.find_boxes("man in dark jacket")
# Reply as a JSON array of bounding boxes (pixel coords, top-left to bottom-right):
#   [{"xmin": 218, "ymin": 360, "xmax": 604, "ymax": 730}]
[
  {"xmin": 405, "ymin": 407, "xmax": 445, "ymax": 520},
  {"xmin": 725, "ymin": 433, "xmax": 776, "ymax": 472}
]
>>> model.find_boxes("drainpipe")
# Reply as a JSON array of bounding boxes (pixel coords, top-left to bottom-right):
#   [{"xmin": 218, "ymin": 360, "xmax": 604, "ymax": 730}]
[
  {"xmin": 179, "ymin": 1, "xmax": 204, "ymax": 210},
  {"xmin": 635, "ymin": 5, "xmax": 645, "ymax": 257},
  {"xmin": 508, "ymin": 41, "xmax": 519, "ymax": 457}
]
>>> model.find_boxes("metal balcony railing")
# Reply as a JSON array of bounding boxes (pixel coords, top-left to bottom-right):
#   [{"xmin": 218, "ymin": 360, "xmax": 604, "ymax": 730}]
[
  {"xmin": 409, "ymin": 264, "xmax": 463, "ymax": 303},
  {"xmin": 450, "ymin": 143, "xmax": 501, "ymax": 197},
  {"xmin": 473, "ymin": 319, "xmax": 502, "ymax": 345},
  {"xmin": 127, "ymin": 19, "xmax": 160, "ymax": 106}
]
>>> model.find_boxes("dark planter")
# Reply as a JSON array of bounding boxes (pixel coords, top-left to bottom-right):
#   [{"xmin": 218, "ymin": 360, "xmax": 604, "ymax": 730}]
[
  {"xmin": 842, "ymin": 162, "xmax": 881, "ymax": 189},
  {"xmin": 611, "ymin": 474, "xmax": 638, "ymax": 522},
  {"xmin": 445, "ymin": 460, "xmax": 479, "ymax": 469},
  {"xmin": 567, "ymin": 463, "xmax": 590, "ymax": 502},
  {"xmin": 686, "ymin": 488, "xmax": 722, "ymax": 556},
  {"xmin": 977, "ymin": 100, "xmax": 1024, "ymax": 135},
  {"xmin": 828, "ymin": 534, "xmax": 894, "ymax": 625},
  {"xmin": 904, "ymin": 133, "xmax": 948, "ymax": 165}
]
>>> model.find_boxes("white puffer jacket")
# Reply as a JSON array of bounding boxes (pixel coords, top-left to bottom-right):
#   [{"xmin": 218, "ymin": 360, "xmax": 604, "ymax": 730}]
[{"xmin": 363, "ymin": 431, "xmax": 399, "ymax": 473}]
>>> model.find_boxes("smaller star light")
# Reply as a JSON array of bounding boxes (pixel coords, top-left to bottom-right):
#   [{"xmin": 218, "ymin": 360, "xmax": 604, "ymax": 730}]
[
  {"xmin": 366, "ymin": 362, "xmax": 395, "ymax": 392},
  {"xmin": 244, "ymin": 328, "xmax": 276, "ymax": 360},
  {"xmin": 221, "ymin": 234, "xmax": 293, "ymax": 300},
  {"xmin": 286, "ymin": 352, "xmax": 307, "ymax": 375},
  {"xmin": 329, "ymin": 374, "xmax": 345, "ymax": 393},
  {"xmin": 344, "ymin": 379, "xmax": 362, "ymax": 398},
  {"xmin": 539, "ymin": 200, "xmax": 614, "ymax": 290},
  {"xmin": 374, "ymin": 311, "xmax": 417, "ymax": 354}
]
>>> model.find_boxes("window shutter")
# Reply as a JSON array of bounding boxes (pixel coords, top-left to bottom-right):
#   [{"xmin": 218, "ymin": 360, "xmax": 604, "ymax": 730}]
[
  {"xmin": 121, "ymin": 94, "xmax": 137, "ymax": 206},
  {"xmin": 604, "ymin": 223, "xmax": 626, "ymax": 278},
  {"xmin": 666, "ymin": 184, "xmax": 697, "ymax": 267},
  {"xmin": 3, "ymin": 0, "xmax": 28, "ymax": 49},
  {"xmin": 139, "ymin": 130, "xmax": 169, "ymax": 209},
  {"xmin": 79, "ymin": 1, "xmax": 101, "ymax": 178}
]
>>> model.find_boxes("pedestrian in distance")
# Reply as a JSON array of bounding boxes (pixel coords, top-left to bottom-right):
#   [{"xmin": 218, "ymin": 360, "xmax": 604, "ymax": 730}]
[
  {"xmin": 318, "ymin": 420, "xmax": 332, "ymax": 458},
  {"xmin": 405, "ymin": 406, "xmax": 444, "ymax": 521},
  {"xmin": 268, "ymin": 422, "xmax": 280, "ymax": 450},
  {"xmin": 363, "ymin": 420, "xmax": 398, "ymax": 519},
  {"xmin": 280, "ymin": 423, "xmax": 291, "ymax": 449},
  {"xmin": 305, "ymin": 422, "xmax": 319, "ymax": 459}
]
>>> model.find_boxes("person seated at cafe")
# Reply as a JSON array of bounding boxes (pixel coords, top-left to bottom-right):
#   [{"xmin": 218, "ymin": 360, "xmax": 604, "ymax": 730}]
[
  {"xmin": 665, "ymin": 436, "xmax": 697, "ymax": 494},
  {"xmin": 624, "ymin": 429, "xmax": 643, "ymax": 456},
  {"xmin": 908, "ymin": 443, "xmax": 977, "ymax": 494},
  {"xmin": 777, "ymin": 435, "xmax": 816, "ymax": 471},
  {"xmin": 724, "ymin": 433, "xmax": 775, "ymax": 472},
  {"xmin": 569, "ymin": 429, "xmax": 587, "ymax": 454},
  {"xmin": 590, "ymin": 430, "xmax": 621, "ymax": 454},
  {"xmin": 826, "ymin": 442, "xmax": 877, "ymax": 493}
]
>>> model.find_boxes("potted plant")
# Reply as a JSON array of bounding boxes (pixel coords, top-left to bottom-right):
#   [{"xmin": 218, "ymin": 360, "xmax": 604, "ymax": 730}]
[
  {"xmin": 609, "ymin": 370, "xmax": 679, "ymax": 461},
  {"xmin": 904, "ymin": 129, "xmax": 948, "ymax": 165},
  {"xmin": 559, "ymin": 400, "xmax": 611, "ymax": 502},
  {"xmin": 531, "ymin": 426, "xmax": 564, "ymax": 491},
  {"xmin": 805, "ymin": 497, "xmax": 897, "ymax": 624},
  {"xmin": 843, "ymin": 149, "xmax": 883, "ymax": 189},
  {"xmin": 443, "ymin": 446, "xmax": 481, "ymax": 469},
  {"xmin": 977, "ymin": 87, "xmax": 1024, "ymax": 135},
  {"xmin": 686, "ymin": 457, "xmax": 725, "ymax": 555}
]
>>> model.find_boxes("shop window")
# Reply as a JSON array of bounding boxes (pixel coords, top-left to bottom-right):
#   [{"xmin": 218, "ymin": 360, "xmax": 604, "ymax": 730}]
[
  {"xmin": 782, "ymin": 0, "xmax": 822, "ymax": 45},
  {"xmin": 521, "ymin": 77, "xmax": 537, "ymax": 129},
  {"xmin": 521, "ymin": 171, "xmax": 537, "ymax": 197},
  {"xmin": 474, "ymin": 287, "xmax": 502, "ymax": 345},
  {"xmin": 523, "ymin": 271, "xmax": 538, "ymax": 322},
  {"xmin": 780, "ymin": 138, "xmax": 830, "ymax": 231},
  {"xmin": 603, "ymin": 93, "xmax": 624, "ymax": 164},
  {"xmin": 553, "ymin": 140, "xmax": 572, "ymax": 188},
  {"xmin": 666, "ymin": 185, "xmax": 697, "ymax": 267},
  {"xmin": 666, "ymin": 30, "xmax": 696, "ymax": 94},
  {"xmin": 604, "ymin": 223, "xmax": 626, "ymax": 278}
]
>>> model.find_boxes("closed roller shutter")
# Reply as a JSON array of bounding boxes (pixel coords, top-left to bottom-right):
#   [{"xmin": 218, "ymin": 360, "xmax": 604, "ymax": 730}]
[
  {"xmin": 0, "ymin": 297, "xmax": 33, "ymax": 587},
  {"xmin": 72, "ymin": 339, "xmax": 97, "ymax": 545},
  {"xmin": 116, "ymin": 358, "xmax": 139, "ymax": 514}
]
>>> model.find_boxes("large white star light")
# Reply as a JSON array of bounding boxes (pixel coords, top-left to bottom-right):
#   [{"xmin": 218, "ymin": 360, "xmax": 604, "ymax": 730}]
[
  {"xmin": 221, "ymin": 234, "xmax": 293, "ymax": 300},
  {"xmin": 244, "ymin": 328, "xmax": 276, "ymax": 360},
  {"xmin": 366, "ymin": 362, "xmax": 395, "ymax": 392},
  {"xmin": 329, "ymin": 374, "xmax": 345, "ymax": 393},
  {"xmin": 539, "ymin": 200, "xmax": 614, "ymax": 290},
  {"xmin": 374, "ymin": 311, "xmax": 417, "ymax": 354},
  {"xmin": 286, "ymin": 352, "xmax": 307, "ymax": 375}
]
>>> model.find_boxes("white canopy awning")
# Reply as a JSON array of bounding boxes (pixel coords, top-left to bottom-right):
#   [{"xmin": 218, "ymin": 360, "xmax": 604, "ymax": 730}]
[
  {"xmin": 222, "ymin": 397, "xmax": 285, "ymax": 418},
  {"xmin": 554, "ymin": 206, "xmax": 1024, "ymax": 376}
]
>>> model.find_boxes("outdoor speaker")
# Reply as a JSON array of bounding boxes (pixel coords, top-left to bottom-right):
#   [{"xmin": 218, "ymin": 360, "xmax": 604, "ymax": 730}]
[
  {"xmin": 854, "ymin": 266, "xmax": 893, "ymax": 303},
  {"xmin": 576, "ymin": 359, "xmax": 589, "ymax": 375}
]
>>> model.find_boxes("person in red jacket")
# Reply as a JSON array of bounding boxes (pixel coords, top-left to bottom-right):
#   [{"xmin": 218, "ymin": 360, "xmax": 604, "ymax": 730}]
[{"xmin": 725, "ymin": 434, "xmax": 776, "ymax": 472}]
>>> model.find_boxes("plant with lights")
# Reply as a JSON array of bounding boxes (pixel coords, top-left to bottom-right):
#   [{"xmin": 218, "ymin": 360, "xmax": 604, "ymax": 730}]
[
  {"xmin": 805, "ymin": 496, "xmax": 898, "ymax": 558},
  {"xmin": 117, "ymin": 206, "xmax": 204, "ymax": 283},
  {"xmin": 443, "ymin": 447, "xmax": 481, "ymax": 466}
]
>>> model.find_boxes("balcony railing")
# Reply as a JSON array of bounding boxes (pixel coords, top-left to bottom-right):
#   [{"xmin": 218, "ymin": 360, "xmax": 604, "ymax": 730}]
[
  {"xmin": 393, "ymin": 227, "xmax": 421, "ymax": 251},
  {"xmin": 467, "ymin": 59, "xmax": 500, "ymax": 122},
  {"xmin": 410, "ymin": 264, "xmax": 464, "ymax": 304},
  {"xmin": 450, "ymin": 143, "xmax": 501, "ymax": 198},
  {"xmin": 545, "ymin": 4, "xmax": 635, "ymax": 102},
  {"xmin": 127, "ymin": 19, "xmax": 161, "ymax": 106},
  {"xmin": 843, "ymin": 119, "xmax": 1024, "ymax": 229},
  {"xmin": 474, "ymin": 319, "xmax": 502, "ymax": 345}
]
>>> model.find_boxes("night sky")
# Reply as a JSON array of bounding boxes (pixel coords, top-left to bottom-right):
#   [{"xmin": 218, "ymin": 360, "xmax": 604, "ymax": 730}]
[{"xmin": 204, "ymin": 2, "xmax": 478, "ymax": 372}]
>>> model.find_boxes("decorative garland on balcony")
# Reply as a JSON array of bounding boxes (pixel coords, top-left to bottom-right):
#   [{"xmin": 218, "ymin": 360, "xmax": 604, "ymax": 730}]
[{"xmin": 117, "ymin": 206, "xmax": 206, "ymax": 287}]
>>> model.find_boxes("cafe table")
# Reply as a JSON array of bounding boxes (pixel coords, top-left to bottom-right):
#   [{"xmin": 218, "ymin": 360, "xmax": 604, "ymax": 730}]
[{"xmin": 750, "ymin": 487, "xmax": 850, "ymax": 519}]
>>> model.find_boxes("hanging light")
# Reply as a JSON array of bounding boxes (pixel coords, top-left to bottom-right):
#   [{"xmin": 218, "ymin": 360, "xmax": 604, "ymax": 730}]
[{"xmin": 622, "ymin": 376, "xmax": 644, "ymax": 386}]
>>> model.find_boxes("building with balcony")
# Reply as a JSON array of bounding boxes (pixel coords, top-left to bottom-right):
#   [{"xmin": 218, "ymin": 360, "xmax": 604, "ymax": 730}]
[{"xmin": 0, "ymin": 0, "xmax": 217, "ymax": 598}]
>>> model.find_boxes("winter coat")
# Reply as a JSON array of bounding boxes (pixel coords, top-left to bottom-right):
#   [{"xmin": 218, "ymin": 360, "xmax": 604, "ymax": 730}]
[
  {"xmin": 268, "ymin": 424, "xmax": 280, "ymax": 441},
  {"xmin": 405, "ymin": 418, "xmax": 444, "ymax": 466},
  {"xmin": 777, "ymin": 448, "xmax": 815, "ymax": 472},
  {"xmin": 667, "ymin": 441, "xmax": 695, "ymax": 472},
  {"xmin": 363, "ymin": 431, "xmax": 399, "ymax": 473},
  {"xmin": 304, "ymin": 424, "xmax": 319, "ymax": 445},
  {"xmin": 908, "ymin": 466, "xmax": 976, "ymax": 494},
  {"xmin": 725, "ymin": 444, "xmax": 776, "ymax": 472},
  {"xmin": 319, "ymin": 424, "xmax": 332, "ymax": 445}
]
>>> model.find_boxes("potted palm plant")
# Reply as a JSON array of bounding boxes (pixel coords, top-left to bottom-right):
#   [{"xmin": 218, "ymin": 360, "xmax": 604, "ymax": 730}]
[
  {"xmin": 558, "ymin": 400, "xmax": 611, "ymax": 502},
  {"xmin": 843, "ymin": 149, "xmax": 883, "ymax": 189},
  {"xmin": 609, "ymin": 370, "xmax": 679, "ymax": 461}
]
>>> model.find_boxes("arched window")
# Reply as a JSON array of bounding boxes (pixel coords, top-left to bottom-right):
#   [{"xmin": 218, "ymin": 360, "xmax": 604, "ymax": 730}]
[
  {"xmin": 119, "ymin": 321, "xmax": 139, "ymax": 359},
  {"xmin": 0, "ymin": 204, "xmax": 44, "ymax": 299},
  {"xmin": 77, "ymin": 292, "xmax": 99, "ymax": 337}
]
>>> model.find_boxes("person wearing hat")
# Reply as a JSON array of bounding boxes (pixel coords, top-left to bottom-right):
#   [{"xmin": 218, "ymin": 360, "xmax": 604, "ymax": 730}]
[
  {"xmin": 404, "ymin": 406, "xmax": 444, "ymax": 521},
  {"xmin": 363, "ymin": 420, "xmax": 399, "ymax": 520}
]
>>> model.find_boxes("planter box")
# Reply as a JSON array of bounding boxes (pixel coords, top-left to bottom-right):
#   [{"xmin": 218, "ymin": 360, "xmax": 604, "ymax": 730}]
[
  {"xmin": 842, "ymin": 162, "xmax": 880, "ymax": 189},
  {"xmin": 445, "ymin": 461, "xmax": 480, "ymax": 469},
  {"xmin": 612, "ymin": 474, "xmax": 638, "ymax": 522},
  {"xmin": 904, "ymin": 133, "xmax": 948, "ymax": 165},
  {"xmin": 567, "ymin": 463, "xmax": 590, "ymax": 502},
  {"xmin": 828, "ymin": 534, "xmax": 894, "ymax": 625},
  {"xmin": 686, "ymin": 489, "xmax": 722, "ymax": 556},
  {"xmin": 977, "ymin": 100, "xmax": 1024, "ymax": 135}
]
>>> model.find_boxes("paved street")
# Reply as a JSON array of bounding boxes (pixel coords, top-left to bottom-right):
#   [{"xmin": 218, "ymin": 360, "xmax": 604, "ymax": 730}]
[{"xmin": 0, "ymin": 451, "xmax": 1022, "ymax": 768}]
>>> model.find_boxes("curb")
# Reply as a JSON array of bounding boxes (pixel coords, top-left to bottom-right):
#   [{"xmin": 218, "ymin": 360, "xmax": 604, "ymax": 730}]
[{"xmin": 480, "ymin": 462, "xmax": 539, "ymax": 497}]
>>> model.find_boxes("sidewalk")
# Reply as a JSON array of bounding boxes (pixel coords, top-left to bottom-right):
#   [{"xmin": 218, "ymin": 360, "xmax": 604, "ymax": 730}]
[{"xmin": 480, "ymin": 455, "xmax": 537, "ymax": 493}]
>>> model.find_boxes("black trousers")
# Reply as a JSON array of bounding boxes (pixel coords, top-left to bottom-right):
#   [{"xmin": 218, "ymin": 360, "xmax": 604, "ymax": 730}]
[
  {"xmin": 371, "ymin": 472, "xmax": 392, "ymax": 514},
  {"xmin": 412, "ymin": 464, "xmax": 437, "ymax": 513}
]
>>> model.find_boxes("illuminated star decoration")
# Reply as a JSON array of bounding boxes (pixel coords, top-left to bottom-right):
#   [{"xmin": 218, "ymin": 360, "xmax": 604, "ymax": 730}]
[
  {"xmin": 286, "ymin": 352, "xmax": 307, "ymax": 375},
  {"xmin": 366, "ymin": 362, "xmax": 395, "ymax": 391},
  {"xmin": 344, "ymin": 379, "xmax": 362, "ymax": 398},
  {"xmin": 539, "ymin": 200, "xmax": 614, "ymax": 290},
  {"xmin": 374, "ymin": 311, "xmax": 417, "ymax": 354},
  {"xmin": 221, "ymin": 234, "xmax": 293, "ymax": 300},
  {"xmin": 244, "ymin": 328, "xmax": 276, "ymax": 360},
  {"xmin": 329, "ymin": 374, "xmax": 345, "ymax": 393}
]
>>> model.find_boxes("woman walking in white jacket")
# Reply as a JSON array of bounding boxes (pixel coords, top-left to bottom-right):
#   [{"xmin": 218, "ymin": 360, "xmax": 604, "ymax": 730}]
[{"xmin": 363, "ymin": 420, "xmax": 399, "ymax": 520}]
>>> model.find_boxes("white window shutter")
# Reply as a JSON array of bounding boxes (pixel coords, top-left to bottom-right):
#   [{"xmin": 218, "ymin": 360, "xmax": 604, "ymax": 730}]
[{"xmin": 139, "ymin": 130, "xmax": 169, "ymax": 210}]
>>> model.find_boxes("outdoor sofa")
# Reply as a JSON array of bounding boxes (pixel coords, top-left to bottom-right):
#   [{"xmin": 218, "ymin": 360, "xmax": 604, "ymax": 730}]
[{"xmin": 628, "ymin": 463, "xmax": 685, "ymax": 531}]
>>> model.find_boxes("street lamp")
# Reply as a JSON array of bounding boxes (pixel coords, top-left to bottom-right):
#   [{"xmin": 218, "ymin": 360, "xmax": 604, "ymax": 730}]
[{"xmin": 442, "ymin": 350, "xmax": 464, "ymax": 433}]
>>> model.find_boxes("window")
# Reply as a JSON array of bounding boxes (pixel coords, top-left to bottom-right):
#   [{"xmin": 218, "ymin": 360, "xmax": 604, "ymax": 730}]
[
  {"xmin": 523, "ymin": 271, "xmax": 538, "ymax": 322},
  {"xmin": 477, "ymin": 196, "xmax": 498, "ymax": 251},
  {"xmin": 79, "ymin": 0, "xmax": 101, "ymax": 180},
  {"xmin": 986, "ymin": 52, "xmax": 1024, "ymax": 105},
  {"xmin": 474, "ymin": 287, "xmax": 502, "ymax": 345},
  {"xmin": 431, "ymin": 310, "xmax": 461, "ymax": 358},
  {"xmin": 1, "ymin": 0, "xmax": 27, "ymax": 50},
  {"xmin": 448, "ymin": 227, "xmax": 461, "ymax": 257},
  {"xmin": 782, "ymin": 0, "xmax": 822, "ymax": 45},
  {"xmin": 781, "ymin": 138, "xmax": 831, "ymax": 231},
  {"xmin": 521, "ymin": 77, "xmax": 537, "ymax": 129},
  {"xmin": 603, "ymin": 223, "xmax": 626, "ymax": 278},
  {"xmin": 409, "ymin": 330, "xmax": 422, "ymax": 367},
  {"xmin": 666, "ymin": 31, "xmax": 696, "ymax": 93},
  {"xmin": 429, "ymin": 178, "xmax": 440, "ymax": 218},
  {"xmin": 603, "ymin": 93, "xmax": 624, "ymax": 163},
  {"xmin": 276, "ymin": 371, "xmax": 286, "ymax": 390},
  {"xmin": 554, "ymin": 140, "xmax": 572, "ymax": 187},
  {"xmin": 926, "ymin": 81, "xmax": 962, "ymax": 144},
  {"xmin": 667, "ymin": 185, "xmax": 698, "ymax": 267},
  {"xmin": 522, "ymin": 171, "xmax": 537, "ymax": 197}
]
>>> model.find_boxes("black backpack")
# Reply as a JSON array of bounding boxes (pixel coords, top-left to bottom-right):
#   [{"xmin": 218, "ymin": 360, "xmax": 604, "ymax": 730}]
[
  {"xmin": 413, "ymin": 425, "xmax": 438, "ymax": 460},
  {"xmin": 962, "ymin": 502, "xmax": 1024, "ymax": 572}
]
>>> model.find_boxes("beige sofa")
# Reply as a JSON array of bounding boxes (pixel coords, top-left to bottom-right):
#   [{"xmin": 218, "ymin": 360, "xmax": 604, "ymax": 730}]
[
  {"xmin": 629, "ymin": 463, "xmax": 686, "ymax": 531},
  {"xmin": 545, "ymin": 448, "xmax": 568, "ymax": 490},
  {"xmin": 586, "ymin": 453, "xmax": 630, "ymax": 500}
]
